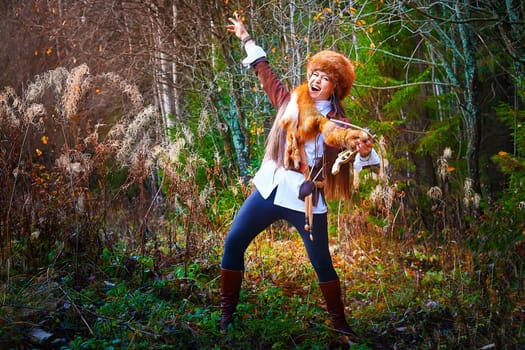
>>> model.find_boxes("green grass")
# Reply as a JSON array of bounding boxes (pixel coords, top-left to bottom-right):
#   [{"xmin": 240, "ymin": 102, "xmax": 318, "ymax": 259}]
[{"xmin": 1, "ymin": 223, "xmax": 523, "ymax": 349}]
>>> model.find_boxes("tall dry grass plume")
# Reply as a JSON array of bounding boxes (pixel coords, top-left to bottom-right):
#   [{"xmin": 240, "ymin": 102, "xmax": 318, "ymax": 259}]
[
  {"xmin": 0, "ymin": 64, "xmax": 164, "ymax": 279},
  {"xmin": 363, "ymin": 135, "xmax": 405, "ymax": 237}
]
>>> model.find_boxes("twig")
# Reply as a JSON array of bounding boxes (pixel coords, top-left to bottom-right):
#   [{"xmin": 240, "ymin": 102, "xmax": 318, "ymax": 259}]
[
  {"xmin": 58, "ymin": 285, "xmax": 94, "ymax": 335},
  {"xmin": 77, "ymin": 300, "xmax": 163, "ymax": 339},
  {"xmin": 379, "ymin": 279, "xmax": 392, "ymax": 313},
  {"xmin": 3, "ymin": 259, "xmax": 9, "ymax": 305},
  {"xmin": 126, "ymin": 323, "xmax": 161, "ymax": 338},
  {"xmin": 6, "ymin": 118, "xmax": 32, "ymax": 264},
  {"xmin": 353, "ymin": 80, "xmax": 450, "ymax": 90}
]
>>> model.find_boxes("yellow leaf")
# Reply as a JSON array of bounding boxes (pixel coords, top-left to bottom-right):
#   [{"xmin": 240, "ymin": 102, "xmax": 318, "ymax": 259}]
[
  {"xmin": 252, "ymin": 86, "xmax": 257, "ymax": 92},
  {"xmin": 46, "ymin": 48, "xmax": 52, "ymax": 55},
  {"xmin": 271, "ymin": 47, "xmax": 277, "ymax": 54},
  {"xmin": 447, "ymin": 166, "xmax": 455, "ymax": 172},
  {"xmin": 41, "ymin": 136, "xmax": 48, "ymax": 145},
  {"xmin": 95, "ymin": 88, "xmax": 101, "ymax": 94},
  {"xmin": 350, "ymin": 7, "xmax": 357, "ymax": 15},
  {"xmin": 498, "ymin": 151, "xmax": 508, "ymax": 156},
  {"xmin": 34, "ymin": 50, "xmax": 39, "ymax": 56},
  {"xmin": 36, "ymin": 149, "xmax": 43, "ymax": 157},
  {"xmin": 368, "ymin": 43, "xmax": 376, "ymax": 55},
  {"xmin": 369, "ymin": 26, "xmax": 374, "ymax": 33}
]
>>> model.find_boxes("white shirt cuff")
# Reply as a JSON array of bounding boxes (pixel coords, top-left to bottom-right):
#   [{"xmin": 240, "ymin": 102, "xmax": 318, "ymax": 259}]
[
  {"xmin": 242, "ymin": 44, "xmax": 267, "ymax": 67},
  {"xmin": 354, "ymin": 149, "xmax": 380, "ymax": 171}
]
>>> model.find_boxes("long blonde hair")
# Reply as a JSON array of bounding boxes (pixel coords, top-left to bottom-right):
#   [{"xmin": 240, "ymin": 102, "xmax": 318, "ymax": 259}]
[{"xmin": 263, "ymin": 89, "xmax": 354, "ymax": 202}]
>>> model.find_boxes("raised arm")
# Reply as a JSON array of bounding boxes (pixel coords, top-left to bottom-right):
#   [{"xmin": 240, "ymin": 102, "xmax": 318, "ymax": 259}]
[
  {"xmin": 226, "ymin": 12, "xmax": 251, "ymax": 43},
  {"xmin": 227, "ymin": 13, "xmax": 290, "ymax": 110}
]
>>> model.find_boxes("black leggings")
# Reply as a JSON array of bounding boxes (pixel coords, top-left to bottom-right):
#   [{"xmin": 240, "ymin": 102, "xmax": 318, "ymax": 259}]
[{"xmin": 221, "ymin": 188, "xmax": 339, "ymax": 282}]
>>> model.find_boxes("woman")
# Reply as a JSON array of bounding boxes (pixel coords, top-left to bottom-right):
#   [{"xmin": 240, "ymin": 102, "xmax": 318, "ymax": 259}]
[{"xmin": 221, "ymin": 13, "xmax": 379, "ymax": 342}]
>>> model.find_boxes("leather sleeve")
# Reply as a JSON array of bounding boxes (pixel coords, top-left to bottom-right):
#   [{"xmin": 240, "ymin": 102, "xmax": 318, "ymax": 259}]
[{"xmin": 252, "ymin": 59, "xmax": 290, "ymax": 110}]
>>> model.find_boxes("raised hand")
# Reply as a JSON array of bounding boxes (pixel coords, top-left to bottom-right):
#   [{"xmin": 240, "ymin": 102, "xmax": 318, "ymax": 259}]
[{"xmin": 227, "ymin": 12, "xmax": 249, "ymax": 41}]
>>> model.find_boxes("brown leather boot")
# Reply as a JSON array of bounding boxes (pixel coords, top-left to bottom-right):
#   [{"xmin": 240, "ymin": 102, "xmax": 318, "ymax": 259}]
[
  {"xmin": 319, "ymin": 279, "xmax": 359, "ymax": 343},
  {"xmin": 220, "ymin": 268, "xmax": 243, "ymax": 331}
]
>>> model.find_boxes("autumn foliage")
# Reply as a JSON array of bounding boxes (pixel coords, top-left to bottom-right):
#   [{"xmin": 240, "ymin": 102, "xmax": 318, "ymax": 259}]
[{"xmin": 1, "ymin": 0, "xmax": 524, "ymax": 349}]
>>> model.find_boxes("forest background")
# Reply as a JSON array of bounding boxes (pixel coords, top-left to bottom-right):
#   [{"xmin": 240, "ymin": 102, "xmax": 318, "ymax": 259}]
[{"xmin": 0, "ymin": 0, "xmax": 524, "ymax": 349}]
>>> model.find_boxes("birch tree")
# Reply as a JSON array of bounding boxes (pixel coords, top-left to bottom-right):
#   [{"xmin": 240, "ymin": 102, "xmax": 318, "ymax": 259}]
[{"xmin": 379, "ymin": 0, "xmax": 524, "ymax": 196}]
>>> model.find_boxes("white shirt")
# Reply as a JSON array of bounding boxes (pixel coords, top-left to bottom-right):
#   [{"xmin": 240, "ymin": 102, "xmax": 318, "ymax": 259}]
[{"xmin": 354, "ymin": 149, "xmax": 381, "ymax": 171}]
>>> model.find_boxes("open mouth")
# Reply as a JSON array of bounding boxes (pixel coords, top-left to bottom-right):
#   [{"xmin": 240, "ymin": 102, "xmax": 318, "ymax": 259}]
[{"xmin": 310, "ymin": 85, "xmax": 321, "ymax": 92}]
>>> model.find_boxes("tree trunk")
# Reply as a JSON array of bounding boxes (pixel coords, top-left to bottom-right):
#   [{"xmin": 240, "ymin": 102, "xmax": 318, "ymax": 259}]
[
  {"xmin": 171, "ymin": 2, "xmax": 180, "ymax": 120},
  {"xmin": 216, "ymin": 90, "xmax": 249, "ymax": 179},
  {"xmin": 500, "ymin": 0, "xmax": 525, "ymax": 155},
  {"xmin": 458, "ymin": 1, "xmax": 482, "ymax": 195}
]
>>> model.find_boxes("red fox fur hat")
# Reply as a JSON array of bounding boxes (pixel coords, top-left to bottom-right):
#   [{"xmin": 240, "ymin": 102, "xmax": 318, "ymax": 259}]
[{"xmin": 306, "ymin": 50, "xmax": 355, "ymax": 100}]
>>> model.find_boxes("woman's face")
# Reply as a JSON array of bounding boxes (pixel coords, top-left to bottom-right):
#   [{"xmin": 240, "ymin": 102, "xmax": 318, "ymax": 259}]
[{"xmin": 308, "ymin": 70, "xmax": 335, "ymax": 101}]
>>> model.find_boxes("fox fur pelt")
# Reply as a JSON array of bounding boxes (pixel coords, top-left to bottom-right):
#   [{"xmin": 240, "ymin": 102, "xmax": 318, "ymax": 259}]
[{"xmin": 280, "ymin": 83, "xmax": 367, "ymax": 171}]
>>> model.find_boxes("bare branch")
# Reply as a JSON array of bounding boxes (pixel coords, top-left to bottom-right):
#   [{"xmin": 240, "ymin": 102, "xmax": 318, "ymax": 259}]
[{"xmin": 354, "ymin": 80, "xmax": 451, "ymax": 90}]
